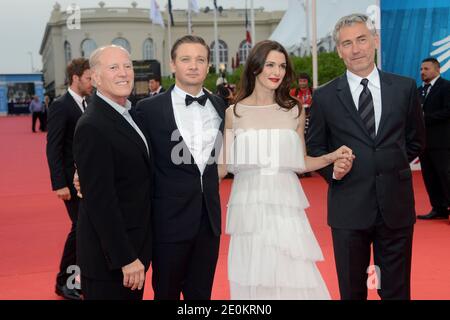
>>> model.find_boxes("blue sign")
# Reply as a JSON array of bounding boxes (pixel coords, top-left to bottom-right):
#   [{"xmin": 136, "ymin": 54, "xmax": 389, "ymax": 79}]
[{"xmin": 381, "ymin": 0, "xmax": 450, "ymax": 85}]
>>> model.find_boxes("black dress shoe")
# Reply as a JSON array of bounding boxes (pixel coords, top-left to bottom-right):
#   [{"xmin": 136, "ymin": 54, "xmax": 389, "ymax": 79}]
[
  {"xmin": 55, "ymin": 284, "xmax": 82, "ymax": 300},
  {"xmin": 417, "ymin": 209, "xmax": 449, "ymax": 220}
]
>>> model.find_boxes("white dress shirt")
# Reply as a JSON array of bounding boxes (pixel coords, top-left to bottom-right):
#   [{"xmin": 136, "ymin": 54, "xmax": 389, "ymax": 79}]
[
  {"xmin": 333, "ymin": 67, "xmax": 383, "ymax": 181},
  {"xmin": 347, "ymin": 66, "xmax": 382, "ymax": 134},
  {"xmin": 422, "ymin": 75, "xmax": 440, "ymax": 96},
  {"xmin": 171, "ymin": 85, "xmax": 222, "ymax": 175},
  {"xmin": 68, "ymin": 87, "xmax": 86, "ymax": 113},
  {"xmin": 96, "ymin": 91, "xmax": 149, "ymax": 155}
]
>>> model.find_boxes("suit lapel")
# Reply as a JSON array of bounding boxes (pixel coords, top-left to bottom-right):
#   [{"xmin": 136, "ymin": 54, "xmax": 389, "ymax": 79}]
[
  {"xmin": 162, "ymin": 86, "xmax": 199, "ymax": 173},
  {"xmin": 423, "ymin": 77, "xmax": 442, "ymax": 109},
  {"xmin": 376, "ymin": 70, "xmax": 394, "ymax": 143},
  {"xmin": 65, "ymin": 92, "xmax": 83, "ymax": 117},
  {"xmin": 203, "ymin": 90, "xmax": 225, "ymax": 173},
  {"xmin": 336, "ymin": 75, "xmax": 373, "ymax": 141},
  {"xmin": 94, "ymin": 95, "xmax": 150, "ymax": 165}
]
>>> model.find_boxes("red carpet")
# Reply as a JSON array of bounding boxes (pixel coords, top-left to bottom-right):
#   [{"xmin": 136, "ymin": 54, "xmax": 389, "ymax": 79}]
[{"xmin": 0, "ymin": 116, "xmax": 449, "ymax": 300}]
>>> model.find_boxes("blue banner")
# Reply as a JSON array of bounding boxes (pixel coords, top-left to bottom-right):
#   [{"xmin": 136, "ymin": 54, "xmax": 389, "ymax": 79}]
[{"xmin": 381, "ymin": 0, "xmax": 450, "ymax": 85}]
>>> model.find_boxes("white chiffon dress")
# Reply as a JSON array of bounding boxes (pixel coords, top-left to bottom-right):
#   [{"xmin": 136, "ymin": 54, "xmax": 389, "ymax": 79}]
[{"xmin": 225, "ymin": 103, "xmax": 331, "ymax": 300}]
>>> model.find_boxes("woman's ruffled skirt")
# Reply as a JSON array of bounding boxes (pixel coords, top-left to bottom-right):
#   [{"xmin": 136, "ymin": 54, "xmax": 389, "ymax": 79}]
[{"xmin": 226, "ymin": 169, "xmax": 331, "ymax": 300}]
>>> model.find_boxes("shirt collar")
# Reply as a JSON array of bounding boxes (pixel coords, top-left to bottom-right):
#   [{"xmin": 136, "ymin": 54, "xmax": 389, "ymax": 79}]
[
  {"xmin": 173, "ymin": 84, "xmax": 204, "ymax": 99},
  {"xmin": 423, "ymin": 75, "xmax": 440, "ymax": 87},
  {"xmin": 347, "ymin": 66, "xmax": 380, "ymax": 94},
  {"xmin": 96, "ymin": 91, "xmax": 131, "ymax": 115},
  {"xmin": 68, "ymin": 87, "xmax": 85, "ymax": 106}
]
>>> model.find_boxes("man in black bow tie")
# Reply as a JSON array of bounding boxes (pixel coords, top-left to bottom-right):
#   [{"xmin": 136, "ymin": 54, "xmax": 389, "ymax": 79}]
[{"xmin": 134, "ymin": 35, "xmax": 226, "ymax": 300}]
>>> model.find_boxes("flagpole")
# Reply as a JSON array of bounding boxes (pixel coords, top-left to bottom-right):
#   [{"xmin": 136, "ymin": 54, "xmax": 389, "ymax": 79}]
[
  {"xmin": 303, "ymin": 0, "xmax": 311, "ymax": 56},
  {"xmin": 376, "ymin": 0, "xmax": 382, "ymax": 70},
  {"xmin": 168, "ymin": 3, "xmax": 172, "ymax": 77},
  {"xmin": 214, "ymin": 3, "xmax": 220, "ymax": 74},
  {"xmin": 311, "ymin": 0, "xmax": 318, "ymax": 88},
  {"xmin": 188, "ymin": 0, "xmax": 192, "ymax": 34},
  {"xmin": 250, "ymin": 0, "xmax": 255, "ymax": 47}
]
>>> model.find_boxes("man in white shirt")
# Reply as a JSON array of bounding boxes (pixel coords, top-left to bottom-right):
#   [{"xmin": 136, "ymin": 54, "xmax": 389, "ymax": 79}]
[
  {"xmin": 147, "ymin": 74, "xmax": 165, "ymax": 97},
  {"xmin": 307, "ymin": 13, "xmax": 425, "ymax": 300},
  {"xmin": 73, "ymin": 45, "xmax": 153, "ymax": 300},
  {"xmin": 135, "ymin": 35, "xmax": 226, "ymax": 300},
  {"xmin": 46, "ymin": 57, "xmax": 92, "ymax": 300},
  {"xmin": 417, "ymin": 57, "xmax": 450, "ymax": 220}
]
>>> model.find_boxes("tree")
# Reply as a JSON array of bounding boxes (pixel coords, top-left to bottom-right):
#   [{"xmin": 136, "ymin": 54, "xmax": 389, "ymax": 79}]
[{"xmin": 161, "ymin": 51, "xmax": 346, "ymax": 92}]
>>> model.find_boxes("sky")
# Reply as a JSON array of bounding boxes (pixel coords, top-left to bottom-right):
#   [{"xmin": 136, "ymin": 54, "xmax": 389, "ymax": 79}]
[{"xmin": 0, "ymin": 0, "xmax": 375, "ymax": 74}]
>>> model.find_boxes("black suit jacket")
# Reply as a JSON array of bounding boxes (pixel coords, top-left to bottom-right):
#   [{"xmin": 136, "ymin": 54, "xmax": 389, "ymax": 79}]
[
  {"xmin": 307, "ymin": 70, "xmax": 426, "ymax": 230},
  {"xmin": 46, "ymin": 92, "xmax": 83, "ymax": 195},
  {"xmin": 418, "ymin": 77, "xmax": 450, "ymax": 149},
  {"xmin": 134, "ymin": 86, "xmax": 226, "ymax": 243},
  {"xmin": 73, "ymin": 94, "xmax": 153, "ymax": 281}
]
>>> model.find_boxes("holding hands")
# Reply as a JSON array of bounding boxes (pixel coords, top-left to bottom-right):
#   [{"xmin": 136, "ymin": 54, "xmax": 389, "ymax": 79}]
[{"xmin": 331, "ymin": 145, "xmax": 355, "ymax": 181}]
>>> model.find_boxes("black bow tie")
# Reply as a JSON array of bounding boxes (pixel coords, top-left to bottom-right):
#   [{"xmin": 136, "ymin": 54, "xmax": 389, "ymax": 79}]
[{"xmin": 185, "ymin": 94, "xmax": 208, "ymax": 106}]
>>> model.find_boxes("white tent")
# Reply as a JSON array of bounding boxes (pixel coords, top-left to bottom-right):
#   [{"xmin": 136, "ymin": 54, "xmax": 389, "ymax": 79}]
[{"xmin": 269, "ymin": 0, "xmax": 307, "ymax": 54}]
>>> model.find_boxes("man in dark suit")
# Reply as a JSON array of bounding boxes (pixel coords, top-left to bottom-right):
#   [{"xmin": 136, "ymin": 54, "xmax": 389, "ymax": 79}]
[
  {"xmin": 307, "ymin": 14, "xmax": 425, "ymax": 300},
  {"xmin": 417, "ymin": 57, "xmax": 450, "ymax": 220},
  {"xmin": 134, "ymin": 35, "xmax": 226, "ymax": 300},
  {"xmin": 73, "ymin": 45, "xmax": 152, "ymax": 300},
  {"xmin": 46, "ymin": 58, "xmax": 92, "ymax": 300},
  {"xmin": 147, "ymin": 74, "xmax": 165, "ymax": 97}
]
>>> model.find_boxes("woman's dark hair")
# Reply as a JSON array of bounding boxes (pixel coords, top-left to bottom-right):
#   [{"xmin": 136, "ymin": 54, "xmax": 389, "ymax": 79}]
[{"xmin": 233, "ymin": 40, "xmax": 299, "ymax": 117}]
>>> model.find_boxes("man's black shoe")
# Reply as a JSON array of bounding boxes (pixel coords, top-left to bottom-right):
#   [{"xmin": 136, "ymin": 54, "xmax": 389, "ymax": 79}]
[
  {"xmin": 417, "ymin": 209, "xmax": 449, "ymax": 220},
  {"xmin": 55, "ymin": 284, "xmax": 82, "ymax": 300}
]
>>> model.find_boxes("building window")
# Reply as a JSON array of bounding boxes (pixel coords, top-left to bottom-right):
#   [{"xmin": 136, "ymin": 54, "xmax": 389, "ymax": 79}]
[
  {"xmin": 112, "ymin": 37, "xmax": 131, "ymax": 53},
  {"xmin": 143, "ymin": 38, "xmax": 154, "ymax": 60},
  {"xmin": 210, "ymin": 40, "xmax": 228, "ymax": 66},
  {"xmin": 239, "ymin": 40, "xmax": 252, "ymax": 64},
  {"xmin": 64, "ymin": 41, "xmax": 72, "ymax": 66},
  {"xmin": 81, "ymin": 39, "xmax": 97, "ymax": 58}
]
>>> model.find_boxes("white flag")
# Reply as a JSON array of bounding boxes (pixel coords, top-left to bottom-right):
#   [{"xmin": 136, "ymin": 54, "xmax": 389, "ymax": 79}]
[
  {"xmin": 150, "ymin": 0, "xmax": 165, "ymax": 28},
  {"xmin": 189, "ymin": 0, "xmax": 200, "ymax": 14}
]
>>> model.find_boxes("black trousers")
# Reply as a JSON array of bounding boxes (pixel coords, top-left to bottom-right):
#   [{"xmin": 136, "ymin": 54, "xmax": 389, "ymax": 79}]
[
  {"xmin": 152, "ymin": 200, "xmax": 220, "ymax": 300},
  {"xmin": 56, "ymin": 197, "xmax": 79, "ymax": 287},
  {"xmin": 82, "ymin": 276, "xmax": 144, "ymax": 300},
  {"xmin": 31, "ymin": 112, "xmax": 44, "ymax": 132},
  {"xmin": 332, "ymin": 213, "xmax": 414, "ymax": 300},
  {"xmin": 420, "ymin": 148, "xmax": 450, "ymax": 212}
]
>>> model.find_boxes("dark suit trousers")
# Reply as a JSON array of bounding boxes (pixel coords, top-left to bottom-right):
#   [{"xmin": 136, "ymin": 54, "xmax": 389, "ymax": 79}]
[
  {"xmin": 331, "ymin": 213, "xmax": 414, "ymax": 300},
  {"xmin": 31, "ymin": 112, "xmax": 43, "ymax": 132},
  {"xmin": 81, "ymin": 276, "xmax": 144, "ymax": 300},
  {"xmin": 420, "ymin": 148, "xmax": 450, "ymax": 211},
  {"xmin": 56, "ymin": 197, "xmax": 79, "ymax": 286},
  {"xmin": 152, "ymin": 198, "xmax": 220, "ymax": 300}
]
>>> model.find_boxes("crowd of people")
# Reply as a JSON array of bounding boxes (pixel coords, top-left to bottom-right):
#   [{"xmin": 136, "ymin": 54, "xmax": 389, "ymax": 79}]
[{"xmin": 42, "ymin": 13, "xmax": 448, "ymax": 300}]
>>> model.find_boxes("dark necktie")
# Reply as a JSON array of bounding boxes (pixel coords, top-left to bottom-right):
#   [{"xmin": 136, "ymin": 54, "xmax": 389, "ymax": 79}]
[
  {"xmin": 185, "ymin": 94, "xmax": 207, "ymax": 107},
  {"xmin": 82, "ymin": 99, "xmax": 87, "ymax": 112},
  {"xmin": 420, "ymin": 83, "xmax": 431, "ymax": 105},
  {"xmin": 358, "ymin": 78, "xmax": 376, "ymax": 140}
]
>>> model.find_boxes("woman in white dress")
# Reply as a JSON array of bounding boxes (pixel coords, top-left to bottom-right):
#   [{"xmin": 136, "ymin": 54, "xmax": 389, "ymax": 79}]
[{"xmin": 218, "ymin": 40, "xmax": 354, "ymax": 300}]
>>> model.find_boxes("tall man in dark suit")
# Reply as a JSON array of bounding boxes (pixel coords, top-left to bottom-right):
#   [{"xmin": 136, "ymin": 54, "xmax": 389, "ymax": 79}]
[
  {"xmin": 417, "ymin": 57, "xmax": 450, "ymax": 220},
  {"xmin": 307, "ymin": 14, "xmax": 425, "ymax": 300},
  {"xmin": 46, "ymin": 58, "xmax": 92, "ymax": 300},
  {"xmin": 134, "ymin": 35, "xmax": 226, "ymax": 300},
  {"xmin": 73, "ymin": 45, "xmax": 153, "ymax": 300}
]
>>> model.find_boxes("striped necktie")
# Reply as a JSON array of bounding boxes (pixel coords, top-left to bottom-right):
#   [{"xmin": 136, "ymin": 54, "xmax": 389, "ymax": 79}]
[{"xmin": 358, "ymin": 78, "xmax": 376, "ymax": 139}]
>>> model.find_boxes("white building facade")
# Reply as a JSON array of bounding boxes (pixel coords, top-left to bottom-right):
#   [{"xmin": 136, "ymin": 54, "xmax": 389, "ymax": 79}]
[{"xmin": 40, "ymin": 2, "xmax": 283, "ymax": 96}]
